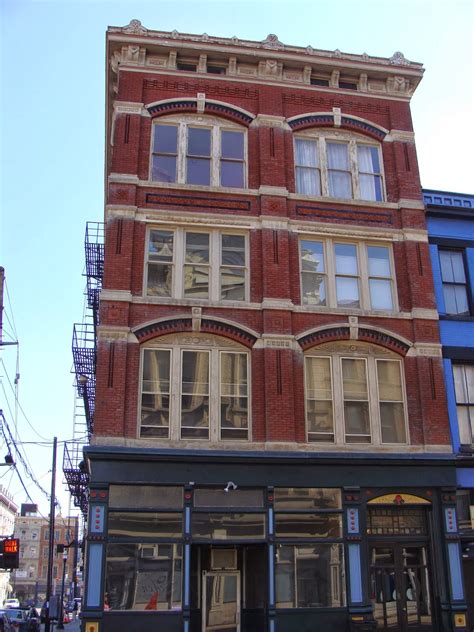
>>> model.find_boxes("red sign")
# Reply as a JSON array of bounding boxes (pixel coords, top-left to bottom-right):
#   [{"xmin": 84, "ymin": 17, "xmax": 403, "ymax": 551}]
[{"xmin": 4, "ymin": 539, "xmax": 19, "ymax": 554}]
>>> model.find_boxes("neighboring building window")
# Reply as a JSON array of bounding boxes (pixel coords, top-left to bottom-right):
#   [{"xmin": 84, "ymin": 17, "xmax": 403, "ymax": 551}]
[
  {"xmin": 140, "ymin": 334, "xmax": 250, "ymax": 441},
  {"xmin": 439, "ymin": 250, "xmax": 469, "ymax": 315},
  {"xmin": 305, "ymin": 343, "xmax": 407, "ymax": 445},
  {"xmin": 294, "ymin": 132, "xmax": 384, "ymax": 201},
  {"xmin": 151, "ymin": 115, "xmax": 246, "ymax": 188},
  {"xmin": 146, "ymin": 228, "xmax": 248, "ymax": 301},
  {"xmin": 453, "ymin": 364, "xmax": 474, "ymax": 445},
  {"xmin": 300, "ymin": 238, "xmax": 395, "ymax": 311}
]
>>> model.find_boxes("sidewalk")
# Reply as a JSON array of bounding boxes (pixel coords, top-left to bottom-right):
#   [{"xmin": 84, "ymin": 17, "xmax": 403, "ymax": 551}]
[{"xmin": 41, "ymin": 620, "xmax": 81, "ymax": 632}]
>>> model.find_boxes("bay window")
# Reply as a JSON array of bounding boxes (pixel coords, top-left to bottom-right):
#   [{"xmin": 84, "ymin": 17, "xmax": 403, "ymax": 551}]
[
  {"xmin": 140, "ymin": 335, "xmax": 250, "ymax": 441},
  {"xmin": 305, "ymin": 342, "xmax": 408, "ymax": 445},
  {"xmin": 300, "ymin": 238, "xmax": 395, "ymax": 311},
  {"xmin": 146, "ymin": 228, "xmax": 248, "ymax": 302},
  {"xmin": 294, "ymin": 132, "xmax": 384, "ymax": 201},
  {"xmin": 151, "ymin": 115, "xmax": 246, "ymax": 188}
]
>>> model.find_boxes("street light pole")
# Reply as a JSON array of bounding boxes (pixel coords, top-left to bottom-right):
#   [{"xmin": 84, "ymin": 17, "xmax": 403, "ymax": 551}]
[{"xmin": 56, "ymin": 550, "xmax": 68, "ymax": 630}]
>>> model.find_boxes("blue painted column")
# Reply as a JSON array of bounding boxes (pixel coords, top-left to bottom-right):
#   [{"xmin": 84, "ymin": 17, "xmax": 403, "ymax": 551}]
[
  {"xmin": 82, "ymin": 487, "xmax": 109, "ymax": 631},
  {"xmin": 344, "ymin": 488, "xmax": 374, "ymax": 629},
  {"xmin": 183, "ymin": 484, "xmax": 194, "ymax": 632},
  {"xmin": 441, "ymin": 489, "xmax": 469, "ymax": 631}
]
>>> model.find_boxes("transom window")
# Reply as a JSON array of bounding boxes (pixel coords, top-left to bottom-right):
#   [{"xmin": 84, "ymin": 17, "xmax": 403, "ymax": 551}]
[
  {"xmin": 294, "ymin": 131, "xmax": 384, "ymax": 201},
  {"xmin": 146, "ymin": 228, "xmax": 248, "ymax": 302},
  {"xmin": 305, "ymin": 342, "xmax": 408, "ymax": 445},
  {"xmin": 453, "ymin": 364, "xmax": 474, "ymax": 445},
  {"xmin": 151, "ymin": 115, "xmax": 246, "ymax": 188},
  {"xmin": 140, "ymin": 334, "xmax": 250, "ymax": 441},
  {"xmin": 300, "ymin": 238, "xmax": 395, "ymax": 311},
  {"xmin": 439, "ymin": 249, "xmax": 470, "ymax": 315}
]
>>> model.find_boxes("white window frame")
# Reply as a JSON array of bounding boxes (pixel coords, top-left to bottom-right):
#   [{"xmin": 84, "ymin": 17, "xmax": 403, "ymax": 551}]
[
  {"xmin": 139, "ymin": 336, "xmax": 251, "ymax": 442},
  {"xmin": 145, "ymin": 227, "xmax": 249, "ymax": 302},
  {"xmin": 293, "ymin": 129, "xmax": 386, "ymax": 202},
  {"xmin": 150, "ymin": 114, "xmax": 247, "ymax": 188},
  {"xmin": 304, "ymin": 344, "xmax": 409, "ymax": 446},
  {"xmin": 299, "ymin": 237, "xmax": 397, "ymax": 312}
]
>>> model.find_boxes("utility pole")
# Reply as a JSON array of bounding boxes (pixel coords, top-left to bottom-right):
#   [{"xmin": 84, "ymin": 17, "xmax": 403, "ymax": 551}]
[{"xmin": 45, "ymin": 437, "xmax": 57, "ymax": 632}]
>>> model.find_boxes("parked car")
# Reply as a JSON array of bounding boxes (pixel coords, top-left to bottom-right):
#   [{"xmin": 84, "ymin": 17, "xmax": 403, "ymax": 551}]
[
  {"xmin": 2, "ymin": 608, "xmax": 40, "ymax": 632},
  {"xmin": 2, "ymin": 602, "xmax": 19, "ymax": 610},
  {"xmin": 0, "ymin": 609, "xmax": 9, "ymax": 632}
]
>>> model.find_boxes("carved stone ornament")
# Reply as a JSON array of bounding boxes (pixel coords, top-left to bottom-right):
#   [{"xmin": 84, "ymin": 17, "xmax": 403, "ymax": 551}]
[
  {"xmin": 334, "ymin": 48, "xmax": 342, "ymax": 57},
  {"xmin": 261, "ymin": 33, "xmax": 284, "ymax": 49},
  {"xmin": 231, "ymin": 36, "xmax": 240, "ymax": 45},
  {"xmin": 306, "ymin": 45, "xmax": 314, "ymax": 54},
  {"xmin": 390, "ymin": 51, "xmax": 410, "ymax": 65},
  {"xmin": 122, "ymin": 19, "xmax": 147, "ymax": 35},
  {"xmin": 171, "ymin": 29, "xmax": 179, "ymax": 39},
  {"xmin": 202, "ymin": 32, "xmax": 210, "ymax": 41}
]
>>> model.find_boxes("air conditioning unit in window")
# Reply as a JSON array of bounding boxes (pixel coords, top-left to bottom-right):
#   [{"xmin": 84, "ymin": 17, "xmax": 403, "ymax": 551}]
[
  {"xmin": 211, "ymin": 548, "xmax": 237, "ymax": 570},
  {"xmin": 141, "ymin": 545, "xmax": 158, "ymax": 559}
]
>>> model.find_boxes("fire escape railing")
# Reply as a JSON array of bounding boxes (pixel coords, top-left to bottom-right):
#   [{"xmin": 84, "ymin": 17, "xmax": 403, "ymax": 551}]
[{"xmin": 65, "ymin": 221, "xmax": 104, "ymax": 518}]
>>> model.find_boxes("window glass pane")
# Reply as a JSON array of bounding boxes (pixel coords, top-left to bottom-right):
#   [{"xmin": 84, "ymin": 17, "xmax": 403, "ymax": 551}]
[
  {"xmin": 336, "ymin": 277, "xmax": 359, "ymax": 307},
  {"xmin": 194, "ymin": 489, "xmax": 264, "ymax": 508},
  {"xmin": 369, "ymin": 279, "xmax": 393, "ymax": 310},
  {"xmin": 221, "ymin": 235, "xmax": 245, "ymax": 266},
  {"xmin": 109, "ymin": 486, "xmax": 183, "ymax": 509},
  {"xmin": 301, "ymin": 241, "xmax": 325, "ymax": 273},
  {"xmin": 221, "ymin": 130, "xmax": 244, "ymax": 159},
  {"xmin": 152, "ymin": 155, "xmax": 177, "ymax": 182},
  {"xmin": 221, "ymin": 268, "xmax": 245, "ymax": 301},
  {"xmin": 457, "ymin": 406, "xmax": 474, "ymax": 444},
  {"xmin": 149, "ymin": 230, "xmax": 174, "ymax": 261},
  {"xmin": 296, "ymin": 167, "xmax": 321, "ymax": 195},
  {"xmin": 343, "ymin": 359, "xmax": 370, "ymax": 441},
  {"xmin": 105, "ymin": 543, "xmax": 182, "ymax": 610},
  {"xmin": 192, "ymin": 513, "xmax": 266, "ymax": 540},
  {"xmin": 328, "ymin": 171, "xmax": 352, "ymax": 198},
  {"xmin": 147, "ymin": 264, "xmax": 172, "ymax": 297},
  {"xmin": 357, "ymin": 145, "xmax": 380, "ymax": 174},
  {"xmin": 275, "ymin": 513, "xmax": 342, "ymax": 538},
  {"xmin": 186, "ymin": 233, "xmax": 209, "ymax": 263},
  {"xmin": 454, "ymin": 365, "xmax": 474, "ymax": 403},
  {"xmin": 443, "ymin": 284, "xmax": 469, "ymax": 315},
  {"xmin": 108, "ymin": 512, "xmax": 183, "ymax": 538},
  {"xmin": 335, "ymin": 244, "xmax": 358, "ymax": 274},
  {"xmin": 276, "ymin": 544, "xmax": 345, "ymax": 608},
  {"xmin": 141, "ymin": 350, "xmax": 170, "ymax": 438},
  {"xmin": 187, "ymin": 157, "xmax": 211, "ymax": 185},
  {"xmin": 368, "ymin": 246, "xmax": 390, "ymax": 277},
  {"xmin": 327, "ymin": 142, "xmax": 349, "ymax": 169},
  {"xmin": 367, "ymin": 509, "xmax": 426, "ymax": 535},
  {"xmin": 302, "ymin": 273, "xmax": 326, "ymax": 305},
  {"xmin": 221, "ymin": 161, "xmax": 244, "ymax": 188},
  {"xmin": 295, "ymin": 139, "xmax": 318, "ymax": 167},
  {"xmin": 440, "ymin": 251, "xmax": 466, "ymax": 283},
  {"xmin": 306, "ymin": 357, "xmax": 332, "ymax": 399},
  {"xmin": 154, "ymin": 125, "xmax": 178, "ymax": 154},
  {"xmin": 380, "ymin": 403, "xmax": 406, "ymax": 443},
  {"xmin": 181, "ymin": 351, "xmax": 209, "ymax": 439},
  {"xmin": 360, "ymin": 174, "xmax": 382, "ymax": 201},
  {"xmin": 184, "ymin": 265, "xmax": 209, "ymax": 297},
  {"xmin": 188, "ymin": 128, "xmax": 211, "ymax": 156},
  {"xmin": 377, "ymin": 361, "xmax": 403, "ymax": 400},
  {"xmin": 274, "ymin": 488, "xmax": 341, "ymax": 510},
  {"xmin": 221, "ymin": 352, "xmax": 248, "ymax": 439},
  {"xmin": 306, "ymin": 357, "xmax": 333, "ymax": 440}
]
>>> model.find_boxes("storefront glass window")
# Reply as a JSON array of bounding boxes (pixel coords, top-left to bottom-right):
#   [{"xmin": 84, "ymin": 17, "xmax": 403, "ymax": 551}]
[
  {"xmin": 274, "ymin": 488, "xmax": 341, "ymax": 510},
  {"xmin": 109, "ymin": 485, "xmax": 183, "ymax": 509},
  {"xmin": 275, "ymin": 513, "xmax": 342, "ymax": 538},
  {"xmin": 192, "ymin": 513, "xmax": 266, "ymax": 540},
  {"xmin": 105, "ymin": 543, "xmax": 182, "ymax": 610},
  {"xmin": 108, "ymin": 512, "xmax": 183, "ymax": 538}
]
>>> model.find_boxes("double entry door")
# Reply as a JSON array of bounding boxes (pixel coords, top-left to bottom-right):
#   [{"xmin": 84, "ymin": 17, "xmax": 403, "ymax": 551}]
[
  {"xmin": 202, "ymin": 570, "xmax": 240, "ymax": 632},
  {"xmin": 370, "ymin": 543, "xmax": 433, "ymax": 631}
]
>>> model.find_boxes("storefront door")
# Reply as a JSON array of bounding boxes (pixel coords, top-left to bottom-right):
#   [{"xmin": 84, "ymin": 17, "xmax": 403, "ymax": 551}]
[
  {"xmin": 370, "ymin": 544, "xmax": 433, "ymax": 631},
  {"xmin": 202, "ymin": 571, "xmax": 240, "ymax": 632}
]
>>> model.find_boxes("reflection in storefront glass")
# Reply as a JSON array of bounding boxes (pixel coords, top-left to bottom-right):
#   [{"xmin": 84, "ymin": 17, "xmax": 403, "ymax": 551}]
[{"xmin": 105, "ymin": 543, "xmax": 182, "ymax": 611}]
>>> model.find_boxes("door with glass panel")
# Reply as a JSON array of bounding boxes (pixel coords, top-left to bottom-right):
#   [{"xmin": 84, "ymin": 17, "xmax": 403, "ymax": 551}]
[
  {"xmin": 370, "ymin": 544, "xmax": 433, "ymax": 631},
  {"xmin": 202, "ymin": 571, "xmax": 240, "ymax": 631}
]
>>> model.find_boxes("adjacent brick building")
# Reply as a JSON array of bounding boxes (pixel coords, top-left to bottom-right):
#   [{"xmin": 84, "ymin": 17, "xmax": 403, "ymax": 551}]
[{"xmin": 79, "ymin": 20, "xmax": 469, "ymax": 632}]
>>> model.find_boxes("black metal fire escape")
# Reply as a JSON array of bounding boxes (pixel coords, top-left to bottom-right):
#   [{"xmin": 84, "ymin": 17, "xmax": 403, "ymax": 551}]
[{"xmin": 64, "ymin": 222, "xmax": 104, "ymax": 518}]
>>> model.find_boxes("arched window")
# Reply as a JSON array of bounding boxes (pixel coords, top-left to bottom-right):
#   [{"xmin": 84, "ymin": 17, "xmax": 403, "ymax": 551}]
[
  {"xmin": 140, "ymin": 333, "xmax": 250, "ymax": 441},
  {"xmin": 304, "ymin": 341, "xmax": 408, "ymax": 446},
  {"xmin": 294, "ymin": 130, "xmax": 385, "ymax": 202},
  {"xmin": 150, "ymin": 114, "xmax": 247, "ymax": 188}
]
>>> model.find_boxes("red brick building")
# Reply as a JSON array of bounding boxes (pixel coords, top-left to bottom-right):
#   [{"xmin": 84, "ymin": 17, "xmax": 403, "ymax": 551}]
[{"xmin": 79, "ymin": 20, "xmax": 468, "ymax": 632}]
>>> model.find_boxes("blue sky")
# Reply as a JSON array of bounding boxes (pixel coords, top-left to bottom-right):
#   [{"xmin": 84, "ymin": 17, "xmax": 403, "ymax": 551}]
[{"xmin": 1, "ymin": 0, "xmax": 473, "ymax": 517}]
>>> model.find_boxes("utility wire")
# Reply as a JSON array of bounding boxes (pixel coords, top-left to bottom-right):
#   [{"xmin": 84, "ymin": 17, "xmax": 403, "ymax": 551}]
[{"xmin": 0, "ymin": 358, "xmax": 49, "ymax": 440}]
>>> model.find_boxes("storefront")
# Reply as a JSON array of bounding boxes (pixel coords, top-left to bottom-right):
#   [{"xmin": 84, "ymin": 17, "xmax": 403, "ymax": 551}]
[{"xmin": 81, "ymin": 447, "xmax": 468, "ymax": 632}]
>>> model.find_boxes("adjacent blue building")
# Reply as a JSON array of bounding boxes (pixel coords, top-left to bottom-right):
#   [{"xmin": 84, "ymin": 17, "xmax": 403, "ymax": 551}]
[{"xmin": 425, "ymin": 189, "xmax": 474, "ymax": 627}]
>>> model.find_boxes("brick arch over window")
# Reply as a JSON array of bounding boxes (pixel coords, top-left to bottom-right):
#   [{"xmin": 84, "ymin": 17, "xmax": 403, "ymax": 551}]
[
  {"xmin": 146, "ymin": 99, "xmax": 255, "ymax": 126},
  {"xmin": 133, "ymin": 316, "xmax": 258, "ymax": 348},
  {"xmin": 297, "ymin": 325, "xmax": 411, "ymax": 356},
  {"xmin": 288, "ymin": 112, "xmax": 388, "ymax": 141}
]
